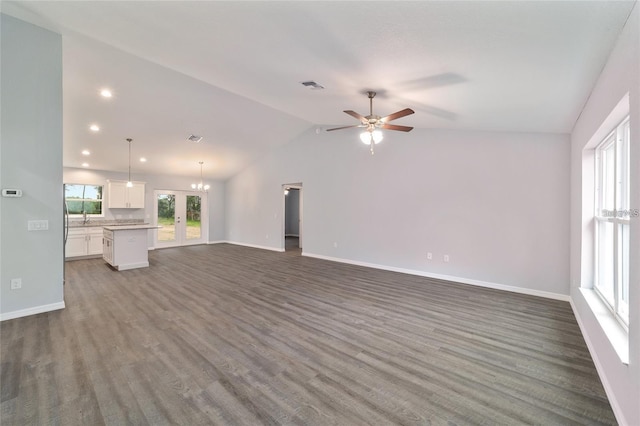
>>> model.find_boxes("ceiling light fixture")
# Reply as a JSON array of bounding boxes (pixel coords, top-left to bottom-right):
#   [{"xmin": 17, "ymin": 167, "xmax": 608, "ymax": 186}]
[
  {"xmin": 360, "ymin": 128, "xmax": 383, "ymax": 154},
  {"xmin": 82, "ymin": 150, "xmax": 90, "ymax": 156},
  {"xmin": 89, "ymin": 124, "xmax": 100, "ymax": 132},
  {"xmin": 82, "ymin": 162, "xmax": 89, "ymax": 168},
  {"xmin": 191, "ymin": 161, "xmax": 210, "ymax": 191},
  {"xmin": 139, "ymin": 157, "xmax": 147, "ymax": 163},
  {"xmin": 100, "ymin": 89, "xmax": 112, "ymax": 98},
  {"xmin": 126, "ymin": 138, "xmax": 133, "ymax": 188},
  {"xmin": 187, "ymin": 134, "xmax": 203, "ymax": 143}
]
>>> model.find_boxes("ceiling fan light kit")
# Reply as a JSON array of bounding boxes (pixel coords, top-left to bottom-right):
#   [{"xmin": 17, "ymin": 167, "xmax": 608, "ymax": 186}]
[{"xmin": 327, "ymin": 91, "xmax": 414, "ymax": 155}]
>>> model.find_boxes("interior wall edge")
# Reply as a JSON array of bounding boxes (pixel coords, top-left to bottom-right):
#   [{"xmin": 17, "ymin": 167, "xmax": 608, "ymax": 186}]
[{"xmin": 569, "ymin": 297, "xmax": 627, "ymax": 426}]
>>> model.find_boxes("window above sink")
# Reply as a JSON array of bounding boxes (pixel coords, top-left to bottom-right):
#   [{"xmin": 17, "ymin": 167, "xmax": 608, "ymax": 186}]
[{"xmin": 64, "ymin": 183, "xmax": 104, "ymax": 217}]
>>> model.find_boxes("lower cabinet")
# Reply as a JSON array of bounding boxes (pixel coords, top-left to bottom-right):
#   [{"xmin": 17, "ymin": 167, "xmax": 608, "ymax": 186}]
[
  {"xmin": 65, "ymin": 227, "xmax": 104, "ymax": 258},
  {"xmin": 103, "ymin": 229, "xmax": 114, "ymax": 266}
]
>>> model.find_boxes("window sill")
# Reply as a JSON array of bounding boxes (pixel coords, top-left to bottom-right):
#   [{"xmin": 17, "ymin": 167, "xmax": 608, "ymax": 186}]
[{"xmin": 580, "ymin": 288, "xmax": 629, "ymax": 365}]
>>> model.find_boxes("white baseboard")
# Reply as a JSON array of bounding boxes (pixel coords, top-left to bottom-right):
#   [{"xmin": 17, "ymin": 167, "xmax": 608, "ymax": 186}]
[
  {"xmin": 0, "ymin": 301, "xmax": 65, "ymax": 321},
  {"xmin": 569, "ymin": 298, "xmax": 627, "ymax": 426},
  {"xmin": 302, "ymin": 252, "xmax": 570, "ymax": 302},
  {"xmin": 116, "ymin": 261, "xmax": 149, "ymax": 271},
  {"xmin": 207, "ymin": 240, "xmax": 228, "ymax": 245},
  {"xmin": 225, "ymin": 240, "xmax": 285, "ymax": 252}
]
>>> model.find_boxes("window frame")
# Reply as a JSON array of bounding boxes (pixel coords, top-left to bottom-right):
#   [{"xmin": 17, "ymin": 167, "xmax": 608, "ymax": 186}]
[
  {"xmin": 593, "ymin": 116, "xmax": 630, "ymax": 328},
  {"xmin": 64, "ymin": 183, "xmax": 105, "ymax": 218}
]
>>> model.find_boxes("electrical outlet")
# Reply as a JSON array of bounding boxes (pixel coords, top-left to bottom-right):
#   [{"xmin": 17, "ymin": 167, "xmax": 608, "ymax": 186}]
[
  {"xmin": 443, "ymin": 255, "xmax": 450, "ymax": 262},
  {"xmin": 10, "ymin": 278, "xmax": 22, "ymax": 290},
  {"xmin": 427, "ymin": 252, "xmax": 433, "ymax": 260}
]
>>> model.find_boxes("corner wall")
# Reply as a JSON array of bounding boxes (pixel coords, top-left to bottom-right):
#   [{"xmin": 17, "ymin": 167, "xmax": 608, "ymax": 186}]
[
  {"xmin": 226, "ymin": 127, "xmax": 570, "ymax": 298},
  {"xmin": 569, "ymin": 4, "xmax": 640, "ymax": 425},
  {"xmin": 0, "ymin": 14, "xmax": 64, "ymax": 319}
]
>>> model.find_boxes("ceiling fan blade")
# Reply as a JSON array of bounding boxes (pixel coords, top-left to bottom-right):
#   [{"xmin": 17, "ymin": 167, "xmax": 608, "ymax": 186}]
[
  {"xmin": 380, "ymin": 123, "xmax": 414, "ymax": 132},
  {"xmin": 344, "ymin": 110, "xmax": 367, "ymax": 122},
  {"xmin": 326, "ymin": 124, "xmax": 362, "ymax": 132},
  {"xmin": 380, "ymin": 108, "xmax": 415, "ymax": 122}
]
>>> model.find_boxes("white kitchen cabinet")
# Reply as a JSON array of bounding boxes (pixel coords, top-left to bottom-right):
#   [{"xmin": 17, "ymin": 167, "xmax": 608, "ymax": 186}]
[
  {"xmin": 103, "ymin": 229, "xmax": 114, "ymax": 265},
  {"xmin": 107, "ymin": 180, "xmax": 145, "ymax": 209},
  {"xmin": 65, "ymin": 227, "xmax": 104, "ymax": 258}
]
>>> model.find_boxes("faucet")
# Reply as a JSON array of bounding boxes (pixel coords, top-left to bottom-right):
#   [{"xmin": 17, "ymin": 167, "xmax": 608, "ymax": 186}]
[{"xmin": 83, "ymin": 211, "xmax": 90, "ymax": 224}]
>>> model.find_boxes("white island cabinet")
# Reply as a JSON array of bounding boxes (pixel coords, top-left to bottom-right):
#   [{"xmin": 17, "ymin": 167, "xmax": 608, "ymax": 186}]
[{"xmin": 103, "ymin": 225, "xmax": 159, "ymax": 271}]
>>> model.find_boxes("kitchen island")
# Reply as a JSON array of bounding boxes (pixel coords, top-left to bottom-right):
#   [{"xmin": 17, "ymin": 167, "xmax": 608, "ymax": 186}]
[{"xmin": 103, "ymin": 224, "xmax": 159, "ymax": 271}]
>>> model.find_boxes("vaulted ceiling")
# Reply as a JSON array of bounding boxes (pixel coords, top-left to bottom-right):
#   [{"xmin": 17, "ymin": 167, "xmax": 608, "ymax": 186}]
[{"xmin": 2, "ymin": 1, "xmax": 636, "ymax": 179}]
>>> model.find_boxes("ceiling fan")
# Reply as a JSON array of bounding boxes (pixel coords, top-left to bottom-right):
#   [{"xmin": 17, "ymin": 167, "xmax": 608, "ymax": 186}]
[{"xmin": 326, "ymin": 91, "xmax": 414, "ymax": 154}]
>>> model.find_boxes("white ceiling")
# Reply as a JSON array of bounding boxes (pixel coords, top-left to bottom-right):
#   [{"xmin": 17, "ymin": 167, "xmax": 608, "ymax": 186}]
[{"xmin": 2, "ymin": 1, "xmax": 636, "ymax": 180}]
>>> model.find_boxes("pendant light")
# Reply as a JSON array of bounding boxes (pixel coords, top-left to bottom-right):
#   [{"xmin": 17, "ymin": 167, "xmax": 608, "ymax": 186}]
[
  {"xmin": 191, "ymin": 161, "xmax": 210, "ymax": 191},
  {"xmin": 126, "ymin": 138, "xmax": 133, "ymax": 187}
]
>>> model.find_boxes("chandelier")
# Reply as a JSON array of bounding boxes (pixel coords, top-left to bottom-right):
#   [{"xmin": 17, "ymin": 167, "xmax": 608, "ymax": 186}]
[{"xmin": 191, "ymin": 161, "xmax": 210, "ymax": 191}]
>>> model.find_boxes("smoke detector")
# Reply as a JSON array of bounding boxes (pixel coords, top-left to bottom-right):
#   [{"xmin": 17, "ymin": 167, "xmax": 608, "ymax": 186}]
[{"xmin": 187, "ymin": 134, "xmax": 203, "ymax": 143}]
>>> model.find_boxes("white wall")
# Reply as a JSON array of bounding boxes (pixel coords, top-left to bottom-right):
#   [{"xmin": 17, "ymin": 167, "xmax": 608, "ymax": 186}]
[
  {"xmin": 570, "ymin": 4, "xmax": 639, "ymax": 425},
  {"xmin": 226, "ymin": 126, "xmax": 570, "ymax": 297},
  {"xmin": 0, "ymin": 14, "xmax": 64, "ymax": 319},
  {"xmin": 64, "ymin": 167, "xmax": 226, "ymax": 244}
]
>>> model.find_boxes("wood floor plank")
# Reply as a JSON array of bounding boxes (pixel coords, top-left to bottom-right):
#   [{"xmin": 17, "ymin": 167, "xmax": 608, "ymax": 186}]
[{"xmin": 0, "ymin": 243, "xmax": 617, "ymax": 425}]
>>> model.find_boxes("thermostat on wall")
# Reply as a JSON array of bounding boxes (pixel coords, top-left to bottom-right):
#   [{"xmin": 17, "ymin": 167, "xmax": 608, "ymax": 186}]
[{"xmin": 2, "ymin": 189, "xmax": 23, "ymax": 197}]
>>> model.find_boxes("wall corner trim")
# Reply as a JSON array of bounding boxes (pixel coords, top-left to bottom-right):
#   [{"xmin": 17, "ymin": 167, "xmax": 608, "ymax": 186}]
[{"xmin": 0, "ymin": 302, "xmax": 66, "ymax": 322}]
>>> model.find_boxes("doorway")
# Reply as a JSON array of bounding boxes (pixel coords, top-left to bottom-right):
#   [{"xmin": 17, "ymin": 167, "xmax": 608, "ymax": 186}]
[
  {"xmin": 155, "ymin": 190, "xmax": 207, "ymax": 248},
  {"xmin": 283, "ymin": 183, "xmax": 302, "ymax": 252}
]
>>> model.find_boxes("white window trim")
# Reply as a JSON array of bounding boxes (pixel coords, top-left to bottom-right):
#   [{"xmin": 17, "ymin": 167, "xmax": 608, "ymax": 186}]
[
  {"xmin": 65, "ymin": 183, "xmax": 105, "ymax": 218},
  {"xmin": 593, "ymin": 116, "xmax": 630, "ymax": 328}
]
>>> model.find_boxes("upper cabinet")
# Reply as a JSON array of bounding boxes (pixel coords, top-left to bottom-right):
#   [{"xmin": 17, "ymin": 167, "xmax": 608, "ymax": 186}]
[{"xmin": 107, "ymin": 180, "xmax": 145, "ymax": 209}]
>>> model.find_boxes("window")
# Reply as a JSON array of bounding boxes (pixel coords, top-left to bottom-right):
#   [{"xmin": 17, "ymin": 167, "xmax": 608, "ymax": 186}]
[
  {"xmin": 594, "ymin": 116, "xmax": 631, "ymax": 327},
  {"xmin": 64, "ymin": 184, "xmax": 103, "ymax": 216}
]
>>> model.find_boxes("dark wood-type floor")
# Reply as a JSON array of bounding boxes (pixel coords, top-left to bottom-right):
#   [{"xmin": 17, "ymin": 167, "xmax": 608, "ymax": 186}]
[{"xmin": 1, "ymin": 243, "xmax": 616, "ymax": 425}]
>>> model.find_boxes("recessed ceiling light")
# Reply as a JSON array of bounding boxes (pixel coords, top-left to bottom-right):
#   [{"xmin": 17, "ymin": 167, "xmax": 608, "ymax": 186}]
[
  {"xmin": 81, "ymin": 162, "xmax": 89, "ymax": 167},
  {"xmin": 139, "ymin": 157, "xmax": 147, "ymax": 163},
  {"xmin": 82, "ymin": 150, "xmax": 90, "ymax": 156},
  {"xmin": 89, "ymin": 124, "xmax": 100, "ymax": 132},
  {"xmin": 100, "ymin": 89, "xmax": 112, "ymax": 98}
]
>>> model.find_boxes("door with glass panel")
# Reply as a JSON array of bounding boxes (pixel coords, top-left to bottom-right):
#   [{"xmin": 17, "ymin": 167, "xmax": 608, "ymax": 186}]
[{"xmin": 155, "ymin": 190, "xmax": 206, "ymax": 248}]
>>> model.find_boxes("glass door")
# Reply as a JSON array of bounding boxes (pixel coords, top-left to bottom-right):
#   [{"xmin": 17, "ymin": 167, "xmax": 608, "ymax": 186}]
[{"xmin": 155, "ymin": 190, "xmax": 206, "ymax": 248}]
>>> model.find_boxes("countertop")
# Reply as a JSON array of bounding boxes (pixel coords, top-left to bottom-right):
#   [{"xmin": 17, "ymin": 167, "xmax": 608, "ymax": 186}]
[
  {"xmin": 103, "ymin": 224, "xmax": 160, "ymax": 231},
  {"xmin": 68, "ymin": 220, "xmax": 145, "ymax": 228}
]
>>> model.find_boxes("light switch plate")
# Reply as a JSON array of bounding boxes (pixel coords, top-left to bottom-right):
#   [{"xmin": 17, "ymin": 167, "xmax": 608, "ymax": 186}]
[{"xmin": 27, "ymin": 220, "xmax": 49, "ymax": 231}]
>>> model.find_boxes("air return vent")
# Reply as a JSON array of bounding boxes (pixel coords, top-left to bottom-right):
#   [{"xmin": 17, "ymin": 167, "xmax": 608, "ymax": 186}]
[{"xmin": 301, "ymin": 81, "xmax": 324, "ymax": 90}]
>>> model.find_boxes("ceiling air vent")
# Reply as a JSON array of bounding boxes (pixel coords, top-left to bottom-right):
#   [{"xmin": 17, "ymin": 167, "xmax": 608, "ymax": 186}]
[
  {"xmin": 187, "ymin": 134, "xmax": 203, "ymax": 143},
  {"xmin": 301, "ymin": 81, "xmax": 324, "ymax": 90}
]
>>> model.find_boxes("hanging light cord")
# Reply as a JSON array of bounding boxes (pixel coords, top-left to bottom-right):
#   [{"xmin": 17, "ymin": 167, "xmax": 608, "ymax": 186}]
[{"xmin": 126, "ymin": 138, "xmax": 133, "ymax": 186}]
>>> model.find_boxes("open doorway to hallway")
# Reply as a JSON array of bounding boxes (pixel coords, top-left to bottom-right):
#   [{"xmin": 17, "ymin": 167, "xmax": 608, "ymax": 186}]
[{"xmin": 282, "ymin": 183, "xmax": 302, "ymax": 253}]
